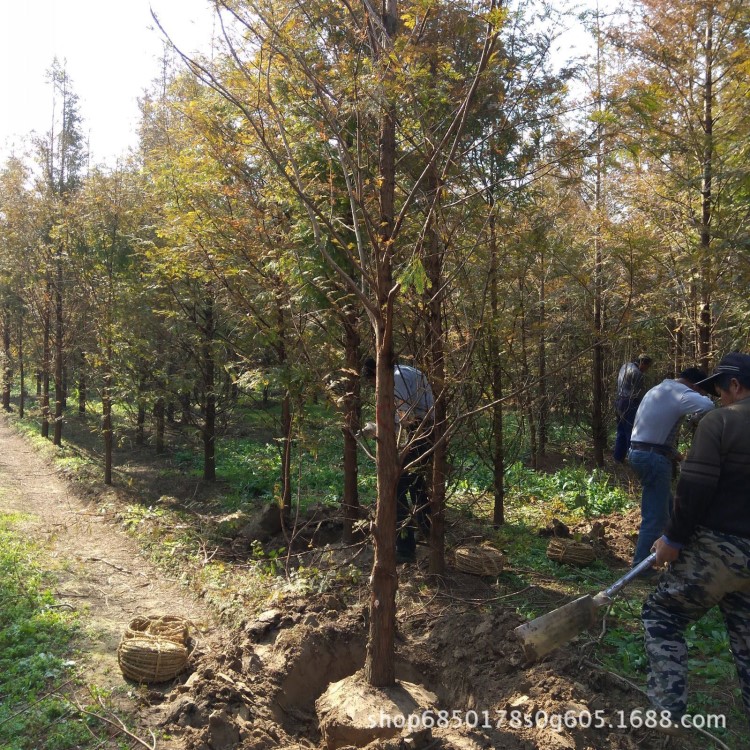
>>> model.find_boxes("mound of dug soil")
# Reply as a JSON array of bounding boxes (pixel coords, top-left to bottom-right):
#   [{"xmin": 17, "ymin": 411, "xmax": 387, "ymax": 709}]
[{"xmin": 148, "ymin": 570, "xmax": 691, "ymax": 750}]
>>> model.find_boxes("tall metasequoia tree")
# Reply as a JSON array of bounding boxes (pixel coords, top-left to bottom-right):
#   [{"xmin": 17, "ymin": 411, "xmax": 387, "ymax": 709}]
[
  {"xmin": 0, "ymin": 157, "xmax": 35, "ymax": 413},
  {"xmin": 159, "ymin": 0, "xmax": 502, "ymax": 686},
  {"xmin": 36, "ymin": 60, "xmax": 87, "ymax": 446},
  {"xmin": 460, "ymin": 4, "xmax": 570, "ymax": 500},
  {"xmin": 610, "ymin": 0, "xmax": 750, "ymax": 365},
  {"xmin": 400, "ymin": 0, "xmax": 520, "ymax": 573},
  {"xmin": 138, "ymin": 69, "xmax": 247, "ymax": 485},
  {"xmin": 591, "ymin": 7, "xmax": 607, "ymax": 466},
  {"xmin": 71, "ymin": 167, "xmax": 148, "ymax": 484}
]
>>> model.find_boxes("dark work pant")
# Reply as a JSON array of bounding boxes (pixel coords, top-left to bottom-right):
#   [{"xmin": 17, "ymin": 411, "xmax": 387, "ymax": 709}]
[
  {"xmin": 396, "ymin": 435, "xmax": 432, "ymax": 557},
  {"xmin": 614, "ymin": 397, "xmax": 640, "ymax": 462}
]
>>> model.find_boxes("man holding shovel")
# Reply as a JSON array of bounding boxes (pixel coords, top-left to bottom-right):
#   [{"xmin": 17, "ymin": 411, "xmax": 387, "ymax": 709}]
[{"xmin": 644, "ymin": 353, "xmax": 750, "ymax": 729}]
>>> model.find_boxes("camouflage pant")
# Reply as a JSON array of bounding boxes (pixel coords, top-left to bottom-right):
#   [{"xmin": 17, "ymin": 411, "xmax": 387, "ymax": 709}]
[{"xmin": 642, "ymin": 526, "xmax": 750, "ymax": 721}]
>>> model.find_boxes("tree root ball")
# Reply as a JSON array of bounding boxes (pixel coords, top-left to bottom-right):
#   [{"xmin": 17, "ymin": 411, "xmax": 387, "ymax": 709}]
[{"xmin": 316, "ymin": 670, "xmax": 438, "ymax": 750}]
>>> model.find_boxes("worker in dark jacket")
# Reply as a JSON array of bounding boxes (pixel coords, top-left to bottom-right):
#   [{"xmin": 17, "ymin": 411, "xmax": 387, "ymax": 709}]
[
  {"xmin": 360, "ymin": 357, "xmax": 434, "ymax": 563},
  {"xmin": 613, "ymin": 353, "xmax": 653, "ymax": 462},
  {"xmin": 643, "ymin": 353, "xmax": 750, "ymax": 732}
]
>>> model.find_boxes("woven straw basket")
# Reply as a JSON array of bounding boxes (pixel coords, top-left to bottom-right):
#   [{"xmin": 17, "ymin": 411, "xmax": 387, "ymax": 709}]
[
  {"xmin": 454, "ymin": 544, "xmax": 505, "ymax": 576},
  {"xmin": 125, "ymin": 614, "xmax": 190, "ymax": 645},
  {"xmin": 118, "ymin": 637, "xmax": 188, "ymax": 683},
  {"xmin": 118, "ymin": 615, "xmax": 191, "ymax": 683},
  {"xmin": 546, "ymin": 538, "xmax": 596, "ymax": 567}
]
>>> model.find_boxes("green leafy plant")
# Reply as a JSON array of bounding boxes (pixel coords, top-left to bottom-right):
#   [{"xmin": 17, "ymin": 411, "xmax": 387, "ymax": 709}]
[
  {"xmin": 503, "ymin": 462, "xmax": 632, "ymax": 522},
  {"xmin": 249, "ymin": 540, "xmax": 287, "ymax": 575}
]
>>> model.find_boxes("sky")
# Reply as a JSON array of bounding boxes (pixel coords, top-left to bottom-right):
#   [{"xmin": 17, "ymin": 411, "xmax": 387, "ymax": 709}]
[
  {"xmin": 0, "ymin": 1, "xmax": 601, "ymax": 169},
  {"xmin": 0, "ymin": 0, "xmax": 216, "ymax": 166}
]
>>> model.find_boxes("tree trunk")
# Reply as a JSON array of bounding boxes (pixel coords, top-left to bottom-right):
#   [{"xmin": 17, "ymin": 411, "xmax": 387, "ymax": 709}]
[
  {"xmin": 62, "ymin": 363, "xmax": 68, "ymax": 410},
  {"xmin": 18, "ymin": 316, "xmax": 24, "ymax": 418},
  {"xmin": 365, "ymin": 332, "xmax": 399, "ymax": 688},
  {"xmin": 676, "ymin": 320, "xmax": 685, "ymax": 373},
  {"xmin": 41, "ymin": 294, "xmax": 51, "ymax": 439},
  {"xmin": 538, "ymin": 250, "xmax": 548, "ymax": 459},
  {"xmin": 155, "ymin": 397, "xmax": 165, "ymax": 454},
  {"xmin": 365, "ymin": 0, "xmax": 399, "ymax": 686},
  {"xmin": 280, "ymin": 391, "xmax": 292, "ymax": 513},
  {"xmin": 203, "ymin": 296, "xmax": 216, "ymax": 481},
  {"xmin": 2, "ymin": 305, "xmax": 11, "ymax": 411},
  {"xmin": 275, "ymin": 292, "xmax": 292, "ymax": 513},
  {"xmin": 488, "ymin": 211, "xmax": 505, "ymax": 526},
  {"xmin": 341, "ymin": 311, "xmax": 361, "ymax": 544},
  {"xmin": 698, "ymin": 6, "xmax": 714, "ymax": 371},
  {"xmin": 180, "ymin": 392, "xmax": 191, "ymax": 424},
  {"xmin": 518, "ymin": 283, "xmax": 537, "ymax": 466},
  {"xmin": 424, "ymin": 160, "xmax": 446, "ymax": 576},
  {"xmin": 591, "ymin": 17, "xmax": 606, "ymax": 467},
  {"xmin": 53, "ymin": 248, "xmax": 64, "ymax": 446},
  {"xmin": 103, "ymin": 362, "xmax": 113, "ymax": 485}
]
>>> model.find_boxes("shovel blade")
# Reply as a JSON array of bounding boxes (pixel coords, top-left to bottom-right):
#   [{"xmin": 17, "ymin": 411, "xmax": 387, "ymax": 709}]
[{"xmin": 514, "ymin": 595, "xmax": 598, "ymax": 662}]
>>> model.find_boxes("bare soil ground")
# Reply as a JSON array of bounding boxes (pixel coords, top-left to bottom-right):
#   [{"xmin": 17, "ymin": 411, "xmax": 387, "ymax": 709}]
[
  {"xmin": 0, "ymin": 417, "xmax": 224, "ymax": 747},
  {"xmin": 0, "ymin": 416, "xmax": 723, "ymax": 750}
]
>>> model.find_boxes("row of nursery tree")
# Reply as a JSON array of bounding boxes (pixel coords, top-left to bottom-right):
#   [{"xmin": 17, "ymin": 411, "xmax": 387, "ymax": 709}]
[{"xmin": 1, "ymin": 0, "xmax": 749, "ymax": 685}]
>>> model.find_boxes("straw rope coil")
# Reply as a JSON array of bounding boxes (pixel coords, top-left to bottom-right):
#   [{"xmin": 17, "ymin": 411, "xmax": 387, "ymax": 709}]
[
  {"xmin": 118, "ymin": 615, "xmax": 192, "ymax": 683},
  {"xmin": 118, "ymin": 636, "xmax": 188, "ymax": 683},
  {"xmin": 454, "ymin": 544, "xmax": 505, "ymax": 576},
  {"xmin": 546, "ymin": 538, "xmax": 596, "ymax": 567}
]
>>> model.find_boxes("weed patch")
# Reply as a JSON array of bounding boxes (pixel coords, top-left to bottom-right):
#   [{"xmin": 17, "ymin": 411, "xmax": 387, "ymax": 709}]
[
  {"xmin": 0, "ymin": 514, "xmax": 95, "ymax": 749},
  {"xmin": 505, "ymin": 462, "xmax": 632, "ymax": 519}
]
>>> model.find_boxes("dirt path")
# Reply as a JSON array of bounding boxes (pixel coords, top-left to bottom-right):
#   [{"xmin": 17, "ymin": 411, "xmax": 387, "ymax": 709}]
[{"xmin": 0, "ymin": 417, "xmax": 219, "ymax": 747}]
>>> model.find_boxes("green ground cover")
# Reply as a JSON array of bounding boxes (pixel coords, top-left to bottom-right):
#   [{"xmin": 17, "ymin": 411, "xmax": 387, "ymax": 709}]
[{"xmin": 0, "ymin": 513, "xmax": 101, "ymax": 750}]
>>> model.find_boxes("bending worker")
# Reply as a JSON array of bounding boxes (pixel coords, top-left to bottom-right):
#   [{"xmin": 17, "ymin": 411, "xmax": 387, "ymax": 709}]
[
  {"xmin": 360, "ymin": 356, "xmax": 434, "ymax": 563},
  {"xmin": 628, "ymin": 367, "xmax": 715, "ymax": 568}
]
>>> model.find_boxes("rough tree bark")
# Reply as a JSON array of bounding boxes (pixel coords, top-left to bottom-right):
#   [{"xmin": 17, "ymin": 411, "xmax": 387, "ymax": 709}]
[
  {"xmin": 53, "ymin": 242, "xmax": 64, "ymax": 446},
  {"xmin": 698, "ymin": 5, "xmax": 714, "ymax": 370},
  {"xmin": 2, "ymin": 305, "xmax": 11, "ymax": 411},
  {"xmin": 103, "ymin": 356, "xmax": 113, "ymax": 486},
  {"xmin": 78, "ymin": 351, "xmax": 86, "ymax": 415},
  {"xmin": 41, "ymin": 285, "xmax": 51, "ymax": 440},
  {"xmin": 364, "ymin": 0, "xmax": 399, "ymax": 689},
  {"xmin": 341, "ymin": 310, "xmax": 361, "ymax": 544},
  {"xmin": 488, "ymin": 210, "xmax": 505, "ymax": 527},
  {"xmin": 202, "ymin": 295, "xmax": 216, "ymax": 481},
  {"xmin": 424, "ymin": 160, "xmax": 446, "ymax": 576},
  {"xmin": 18, "ymin": 316, "xmax": 25, "ymax": 418}
]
